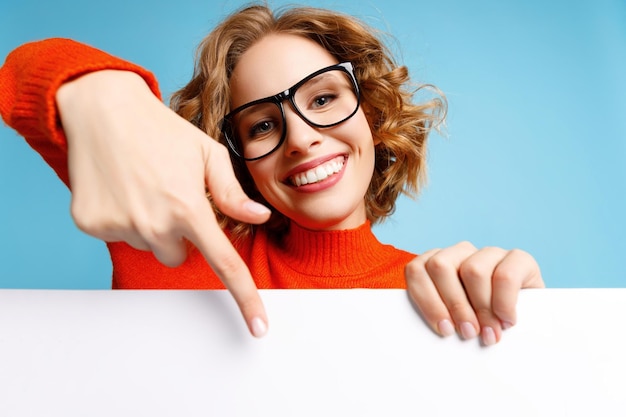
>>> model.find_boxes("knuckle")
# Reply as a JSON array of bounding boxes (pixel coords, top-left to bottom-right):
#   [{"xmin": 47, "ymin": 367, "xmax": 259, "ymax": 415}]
[
  {"xmin": 132, "ymin": 219, "xmax": 160, "ymax": 242},
  {"xmin": 167, "ymin": 195, "xmax": 197, "ymax": 221},
  {"xmin": 509, "ymin": 247, "xmax": 527, "ymax": 257},
  {"xmin": 493, "ymin": 262, "xmax": 519, "ymax": 285},
  {"xmin": 132, "ymin": 211, "xmax": 176, "ymax": 242},
  {"xmin": 459, "ymin": 259, "xmax": 487, "ymax": 282},
  {"xmin": 165, "ymin": 193, "xmax": 213, "ymax": 227},
  {"xmin": 135, "ymin": 222, "xmax": 184, "ymax": 251},
  {"xmin": 457, "ymin": 240, "xmax": 476, "ymax": 251},
  {"xmin": 404, "ymin": 258, "xmax": 426, "ymax": 280},
  {"xmin": 213, "ymin": 183, "xmax": 233, "ymax": 206},
  {"xmin": 474, "ymin": 306, "xmax": 496, "ymax": 321},
  {"xmin": 493, "ymin": 270, "xmax": 515, "ymax": 287},
  {"xmin": 424, "ymin": 253, "xmax": 451, "ymax": 278},
  {"xmin": 71, "ymin": 202, "xmax": 106, "ymax": 236},
  {"xmin": 447, "ymin": 299, "xmax": 470, "ymax": 318},
  {"xmin": 72, "ymin": 213, "xmax": 94, "ymax": 234},
  {"xmin": 215, "ymin": 179, "xmax": 245, "ymax": 209}
]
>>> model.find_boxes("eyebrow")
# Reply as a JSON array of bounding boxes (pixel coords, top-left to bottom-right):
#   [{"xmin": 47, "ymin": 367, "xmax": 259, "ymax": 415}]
[
  {"xmin": 229, "ymin": 64, "xmax": 344, "ymax": 115},
  {"xmin": 234, "ymin": 101, "xmax": 279, "ymax": 120},
  {"xmin": 302, "ymin": 71, "xmax": 336, "ymax": 87}
]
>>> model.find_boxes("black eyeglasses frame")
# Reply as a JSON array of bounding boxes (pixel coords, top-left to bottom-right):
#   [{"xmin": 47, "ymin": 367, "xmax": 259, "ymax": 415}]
[{"xmin": 220, "ymin": 61, "xmax": 361, "ymax": 161}]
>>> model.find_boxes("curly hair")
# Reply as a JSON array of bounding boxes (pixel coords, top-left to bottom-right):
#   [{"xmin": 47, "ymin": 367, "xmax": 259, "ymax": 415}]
[{"xmin": 170, "ymin": 3, "xmax": 446, "ymax": 241}]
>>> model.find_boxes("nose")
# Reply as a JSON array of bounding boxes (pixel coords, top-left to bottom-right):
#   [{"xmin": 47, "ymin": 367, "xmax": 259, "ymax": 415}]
[{"xmin": 282, "ymin": 105, "xmax": 323, "ymax": 157}]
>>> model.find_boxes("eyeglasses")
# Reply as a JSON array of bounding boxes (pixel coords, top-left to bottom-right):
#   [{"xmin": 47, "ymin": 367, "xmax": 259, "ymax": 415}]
[{"xmin": 220, "ymin": 62, "xmax": 360, "ymax": 161}]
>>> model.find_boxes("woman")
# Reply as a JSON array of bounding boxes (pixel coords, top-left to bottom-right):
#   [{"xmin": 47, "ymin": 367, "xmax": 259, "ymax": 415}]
[{"xmin": 0, "ymin": 4, "xmax": 543, "ymax": 343}]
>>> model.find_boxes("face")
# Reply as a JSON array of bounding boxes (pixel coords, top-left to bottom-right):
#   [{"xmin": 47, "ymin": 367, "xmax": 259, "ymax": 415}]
[{"xmin": 229, "ymin": 34, "xmax": 376, "ymax": 231}]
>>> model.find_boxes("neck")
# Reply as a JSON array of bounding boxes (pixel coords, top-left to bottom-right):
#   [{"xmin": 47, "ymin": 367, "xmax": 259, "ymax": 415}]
[{"xmin": 277, "ymin": 220, "xmax": 390, "ymax": 276}]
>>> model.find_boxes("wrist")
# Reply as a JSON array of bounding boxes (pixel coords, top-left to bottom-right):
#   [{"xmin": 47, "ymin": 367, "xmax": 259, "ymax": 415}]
[
  {"xmin": 56, "ymin": 70, "xmax": 151, "ymax": 116},
  {"xmin": 56, "ymin": 70, "xmax": 156, "ymax": 148}
]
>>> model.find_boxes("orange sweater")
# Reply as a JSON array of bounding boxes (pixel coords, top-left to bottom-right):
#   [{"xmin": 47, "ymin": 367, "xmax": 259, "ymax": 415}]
[{"xmin": 0, "ymin": 39, "xmax": 414, "ymax": 290}]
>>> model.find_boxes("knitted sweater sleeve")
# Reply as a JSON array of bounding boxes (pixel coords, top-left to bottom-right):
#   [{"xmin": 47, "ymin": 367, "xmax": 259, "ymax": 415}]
[{"xmin": 0, "ymin": 38, "xmax": 161, "ymax": 187}]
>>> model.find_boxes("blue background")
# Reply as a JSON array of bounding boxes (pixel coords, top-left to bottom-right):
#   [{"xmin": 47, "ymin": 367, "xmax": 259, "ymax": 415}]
[{"xmin": 1, "ymin": 0, "xmax": 624, "ymax": 289}]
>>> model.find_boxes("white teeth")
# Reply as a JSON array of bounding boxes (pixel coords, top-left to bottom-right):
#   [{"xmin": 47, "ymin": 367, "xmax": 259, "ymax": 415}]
[
  {"xmin": 290, "ymin": 157, "xmax": 344, "ymax": 186},
  {"xmin": 314, "ymin": 166, "xmax": 328, "ymax": 181}
]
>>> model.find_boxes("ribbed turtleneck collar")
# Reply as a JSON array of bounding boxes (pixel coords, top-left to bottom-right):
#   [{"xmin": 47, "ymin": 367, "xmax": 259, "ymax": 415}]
[{"xmin": 276, "ymin": 221, "xmax": 394, "ymax": 277}]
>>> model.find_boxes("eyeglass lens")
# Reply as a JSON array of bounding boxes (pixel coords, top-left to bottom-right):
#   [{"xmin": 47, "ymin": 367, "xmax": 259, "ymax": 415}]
[{"xmin": 230, "ymin": 68, "xmax": 358, "ymax": 160}]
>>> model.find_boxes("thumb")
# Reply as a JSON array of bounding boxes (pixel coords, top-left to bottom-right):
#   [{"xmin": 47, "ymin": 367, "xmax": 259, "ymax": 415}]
[{"xmin": 204, "ymin": 142, "xmax": 271, "ymax": 224}]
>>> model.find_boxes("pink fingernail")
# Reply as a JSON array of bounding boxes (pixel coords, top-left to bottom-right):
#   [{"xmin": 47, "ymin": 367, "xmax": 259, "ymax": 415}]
[
  {"xmin": 501, "ymin": 320, "xmax": 514, "ymax": 330},
  {"xmin": 460, "ymin": 322, "xmax": 477, "ymax": 339},
  {"xmin": 481, "ymin": 326, "xmax": 497, "ymax": 346},
  {"xmin": 438, "ymin": 319, "xmax": 455, "ymax": 337},
  {"xmin": 245, "ymin": 201, "xmax": 271, "ymax": 216},
  {"xmin": 251, "ymin": 317, "xmax": 268, "ymax": 338}
]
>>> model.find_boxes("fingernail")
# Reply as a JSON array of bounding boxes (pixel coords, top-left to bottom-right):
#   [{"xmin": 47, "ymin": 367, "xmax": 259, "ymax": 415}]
[
  {"xmin": 438, "ymin": 319, "xmax": 455, "ymax": 337},
  {"xmin": 501, "ymin": 320, "xmax": 514, "ymax": 330},
  {"xmin": 244, "ymin": 201, "xmax": 271, "ymax": 216},
  {"xmin": 250, "ymin": 317, "xmax": 268, "ymax": 338},
  {"xmin": 460, "ymin": 322, "xmax": 477, "ymax": 340},
  {"xmin": 481, "ymin": 326, "xmax": 497, "ymax": 346}
]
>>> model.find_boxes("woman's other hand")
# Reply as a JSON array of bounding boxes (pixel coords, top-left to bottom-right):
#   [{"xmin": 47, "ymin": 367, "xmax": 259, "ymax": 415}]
[{"xmin": 405, "ymin": 241, "xmax": 544, "ymax": 345}]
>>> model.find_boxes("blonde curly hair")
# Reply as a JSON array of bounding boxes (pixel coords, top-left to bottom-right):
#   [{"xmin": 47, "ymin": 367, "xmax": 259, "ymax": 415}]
[{"xmin": 170, "ymin": 3, "xmax": 446, "ymax": 240}]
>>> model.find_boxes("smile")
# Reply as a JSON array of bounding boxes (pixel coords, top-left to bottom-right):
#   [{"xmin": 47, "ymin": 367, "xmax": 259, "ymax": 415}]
[{"xmin": 289, "ymin": 156, "xmax": 346, "ymax": 187}]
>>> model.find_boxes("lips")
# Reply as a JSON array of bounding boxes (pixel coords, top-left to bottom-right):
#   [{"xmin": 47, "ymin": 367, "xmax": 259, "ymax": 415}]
[{"xmin": 287, "ymin": 155, "xmax": 346, "ymax": 187}]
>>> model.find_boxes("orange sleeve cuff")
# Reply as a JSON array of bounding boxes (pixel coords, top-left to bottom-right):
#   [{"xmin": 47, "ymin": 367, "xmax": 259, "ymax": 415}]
[{"xmin": 0, "ymin": 38, "xmax": 161, "ymax": 186}]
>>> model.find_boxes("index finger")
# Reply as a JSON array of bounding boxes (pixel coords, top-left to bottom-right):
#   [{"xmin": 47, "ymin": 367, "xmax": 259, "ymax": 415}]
[{"xmin": 183, "ymin": 198, "xmax": 268, "ymax": 338}]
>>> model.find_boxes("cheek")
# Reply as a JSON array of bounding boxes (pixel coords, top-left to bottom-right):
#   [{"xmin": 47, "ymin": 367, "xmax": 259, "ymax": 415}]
[
  {"xmin": 358, "ymin": 105, "xmax": 379, "ymax": 141},
  {"xmin": 352, "ymin": 112, "xmax": 378, "ymax": 156},
  {"xmin": 352, "ymin": 110, "xmax": 377, "ymax": 143}
]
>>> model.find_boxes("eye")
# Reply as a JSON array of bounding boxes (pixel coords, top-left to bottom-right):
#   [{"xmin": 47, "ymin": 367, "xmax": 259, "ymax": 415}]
[
  {"xmin": 311, "ymin": 94, "xmax": 336, "ymax": 109},
  {"xmin": 249, "ymin": 120, "xmax": 276, "ymax": 139}
]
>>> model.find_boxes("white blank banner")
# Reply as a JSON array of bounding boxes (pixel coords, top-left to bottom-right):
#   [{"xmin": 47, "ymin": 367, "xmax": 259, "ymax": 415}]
[{"xmin": 0, "ymin": 288, "xmax": 624, "ymax": 416}]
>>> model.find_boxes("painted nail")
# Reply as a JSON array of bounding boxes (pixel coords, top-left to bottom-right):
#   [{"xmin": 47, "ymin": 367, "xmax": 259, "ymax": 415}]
[
  {"xmin": 250, "ymin": 317, "xmax": 268, "ymax": 338},
  {"xmin": 501, "ymin": 320, "xmax": 514, "ymax": 330},
  {"xmin": 460, "ymin": 322, "xmax": 477, "ymax": 339},
  {"xmin": 244, "ymin": 201, "xmax": 271, "ymax": 216},
  {"xmin": 438, "ymin": 319, "xmax": 455, "ymax": 337},
  {"xmin": 481, "ymin": 326, "xmax": 497, "ymax": 346}
]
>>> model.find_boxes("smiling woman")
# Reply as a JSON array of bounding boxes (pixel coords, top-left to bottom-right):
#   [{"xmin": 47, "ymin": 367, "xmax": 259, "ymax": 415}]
[
  {"xmin": 2, "ymin": 1, "xmax": 625, "ymax": 292},
  {"xmin": 0, "ymin": 2, "xmax": 546, "ymax": 344}
]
